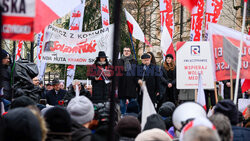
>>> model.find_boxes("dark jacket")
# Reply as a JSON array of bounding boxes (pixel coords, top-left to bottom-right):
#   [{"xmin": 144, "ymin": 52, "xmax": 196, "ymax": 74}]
[
  {"xmin": 222, "ymin": 80, "xmax": 242, "ymax": 99},
  {"xmin": 0, "ymin": 65, "xmax": 11, "ymax": 100},
  {"xmin": 64, "ymin": 84, "xmax": 91, "ymax": 105},
  {"xmin": 88, "ymin": 62, "xmax": 112, "ymax": 103},
  {"xmin": 137, "ymin": 64, "xmax": 161, "ymax": 104},
  {"xmin": 71, "ymin": 120, "xmax": 92, "ymax": 141},
  {"xmin": 232, "ymin": 126, "xmax": 250, "ymax": 141},
  {"xmin": 159, "ymin": 66, "xmax": 168, "ymax": 97},
  {"xmin": 46, "ymin": 89, "xmax": 67, "ymax": 106},
  {"xmin": 117, "ymin": 58, "xmax": 138, "ymax": 99}
]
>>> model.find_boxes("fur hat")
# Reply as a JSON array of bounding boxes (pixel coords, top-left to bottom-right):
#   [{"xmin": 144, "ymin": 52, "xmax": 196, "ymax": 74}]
[
  {"xmin": 115, "ymin": 116, "xmax": 141, "ymax": 138},
  {"xmin": 135, "ymin": 128, "xmax": 172, "ymax": 141},
  {"xmin": 67, "ymin": 96, "xmax": 94, "ymax": 125}
]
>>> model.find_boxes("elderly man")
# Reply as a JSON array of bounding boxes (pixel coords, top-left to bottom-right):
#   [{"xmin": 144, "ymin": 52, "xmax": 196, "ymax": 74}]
[
  {"xmin": 45, "ymin": 78, "xmax": 67, "ymax": 106},
  {"xmin": 117, "ymin": 47, "xmax": 138, "ymax": 115},
  {"xmin": 137, "ymin": 53, "xmax": 161, "ymax": 108}
]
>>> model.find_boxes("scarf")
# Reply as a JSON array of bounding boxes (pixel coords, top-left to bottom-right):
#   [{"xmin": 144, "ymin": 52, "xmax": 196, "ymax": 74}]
[{"xmin": 121, "ymin": 55, "xmax": 133, "ymax": 71}]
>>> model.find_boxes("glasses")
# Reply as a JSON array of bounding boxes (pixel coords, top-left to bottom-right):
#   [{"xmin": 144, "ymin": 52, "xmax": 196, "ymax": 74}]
[{"xmin": 123, "ymin": 50, "xmax": 131, "ymax": 52}]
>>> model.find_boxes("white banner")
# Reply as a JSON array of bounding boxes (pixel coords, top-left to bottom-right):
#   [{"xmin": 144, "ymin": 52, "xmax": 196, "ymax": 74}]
[
  {"xmin": 36, "ymin": 31, "xmax": 46, "ymax": 81},
  {"xmin": 204, "ymin": 0, "xmax": 223, "ymax": 40},
  {"xmin": 42, "ymin": 24, "xmax": 114, "ymax": 65},
  {"xmin": 101, "ymin": 0, "xmax": 110, "ymax": 27},
  {"xmin": 176, "ymin": 41, "xmax": 214, "ymax": 89},
  {"xmin": 190, "ymin": 0, "xmax": 204, "ymax": 41},
  {"xmin": 69, "ymin": 0, "xmax": 85, "ymax": 31}
]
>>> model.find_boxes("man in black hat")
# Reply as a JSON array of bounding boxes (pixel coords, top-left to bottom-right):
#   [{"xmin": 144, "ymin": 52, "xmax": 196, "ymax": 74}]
[
  {"xmin": 45, "ymin": 78, "xmax": 67, "ymax": 106},
  {"xmin": 137, "ymin": 53, "xmax": 161, "ymax": 108},
  {"xmin": 0, "ymin": 49, "xmax": 12, "ymax": 100}
]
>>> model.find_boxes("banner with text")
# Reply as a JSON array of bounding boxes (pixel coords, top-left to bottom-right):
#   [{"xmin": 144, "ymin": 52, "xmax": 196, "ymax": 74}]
[
  {"xmin": 2, "ymin": 0, "xmax": 35, "ymax": 41},
  {"xmin": 42, "ymin": 24, "xmax": 114, "ymax": 65},
  {"xmin": 190, "ymin": 0, "xmax": 204, "ymax": 41},
  {"xmin": 176, "ymin": 41, "xmax": 214, "ymax": 89},
  {"xmin": 208, "ymin": 23, "xmax": 250, "ymax": 81}
]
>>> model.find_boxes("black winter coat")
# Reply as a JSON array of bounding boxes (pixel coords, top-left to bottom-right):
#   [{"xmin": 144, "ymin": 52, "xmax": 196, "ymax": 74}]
[
  {"xmin": 0, "ymin": 65, "xmax": 11, "ymax": 100},
  {"xmin": 71, "ymin": 120, "xmax": 92, "ymax": 141},
  {"xmin": 88, "ymin": 62, "xmax": 112, "ymax": 103},
  {"xmin": 45, "ymin": 89, "xmax": 67, "ymax": 106},
  {"xmin": 222, "ymin": 79, "xmax": 242, "ymax": 99},
  {"xmin": 162, "ymin": 67, "xmax": 177, "ymax": 103},
  {"xmin": 117, "ymin": 59, "xmax": 138, "ymax": 99},
  {"xmin": 137, "ymin": 64, "xmax": 161, "ymax": 104}
]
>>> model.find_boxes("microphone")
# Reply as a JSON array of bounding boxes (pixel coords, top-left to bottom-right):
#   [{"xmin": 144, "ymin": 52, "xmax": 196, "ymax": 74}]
[{"xmin": 143, "ymin": 65, "xmax": 147, "ymax": 71}]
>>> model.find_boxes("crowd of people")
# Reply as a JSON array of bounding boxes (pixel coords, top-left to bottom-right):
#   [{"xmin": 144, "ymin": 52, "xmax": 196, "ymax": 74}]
[{"xmin": 0, "ymin": 48, "xmax": 250, "ymax": 141}]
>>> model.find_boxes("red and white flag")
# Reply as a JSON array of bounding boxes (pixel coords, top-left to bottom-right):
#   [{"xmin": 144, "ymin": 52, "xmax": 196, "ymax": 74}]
[
  {"xmin": 190, "ymin": 0, "xmax": 205, "ymax": 41},
  {"xmin": 101, "ymin": 0, "xmax": 110, "ymax": 27},
  {"xmin": 141, "ymin": 82, "xmax": 156, "ymax": 129},
  {"xmin": 34, "ymin": 0, "xmax": 82, "ymax": 33},
  {"xmin": 124, "ymin": 9, "xmax": 145, "ymax": 42},
  {"xmin": 197, "ymin": 73, "xmax": 206, "ymax": 111},
  {"xmin": 177, "ymin": 0, "xmax": 198, "ymax": 12},
  {"xmin": 36, "ymin": 30, "xmax": 46, "ymax": 81},
  {"xmin": 15, "ymin": 41, "xmax": 23, "ymax": 61},
  {"xmin": 204, "ymin": 0, "xmax": 223, "ymax": 40},
  {"xmin": 66, "ymin": 0, "xmax": 86, "ymax": 88},
  {"xmin": 160, "ymin": 0, "xmax": 175, "ymax": 59}
]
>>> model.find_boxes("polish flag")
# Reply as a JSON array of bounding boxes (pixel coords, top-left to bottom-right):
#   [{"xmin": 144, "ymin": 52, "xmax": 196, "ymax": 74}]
[
  {"xmin": 124, "ymin": 8, "xmax": 145, "ymax": 42},
  {"xmin": 241, "ymin": 79, "xmax": 250, "ymax": 93},
  {"xmin": 15, "ymin": 41, "xmax": 23, "ymax": 61},
  {"xmin": 160, "ymin": 25, "xmax": 176, "ymax": 59},
  {"xmin": 197, "ymin": 73, "xmax": 206, "ymax": 111},
  {"xmin": 34, "ymin": 0, "xmax": 82, "ymax": 33},
  {"xmin": 177, "ymin": 0, "xmax": 198, "ymax": 12}
]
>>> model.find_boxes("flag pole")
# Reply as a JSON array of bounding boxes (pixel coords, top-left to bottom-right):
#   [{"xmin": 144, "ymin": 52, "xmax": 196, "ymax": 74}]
[
  {"xmin": 108, "ymin": 0, "xmax": 122, "ymax": 140},
  {"xmin": 129, "ymin": 32, "xmax": 137, "ymax": 61},
  {"xmin": 234, "ymin": 1, "xmax": 247, "ymax": 104},
  {"xmin": 230, "ymin": 68, "xmax": 233, "ymax": 100}
]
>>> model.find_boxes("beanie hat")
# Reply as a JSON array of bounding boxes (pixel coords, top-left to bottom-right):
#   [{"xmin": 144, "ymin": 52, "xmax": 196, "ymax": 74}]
[
  {"xmin": 162, "ymin": 101, "xmax": 176, "ymax": 111},
  {"xmin": 143, "ymin": 114, "xmax": 166, "ymax": 131},
  {"xmin": 1, "ymin": 108, "xmax": 42, "ymax": 141},
  {"xmin": 0, "ymin": 49, "xmax": 9, "ymax": 60},
  {"xmin": 67, "ymin": 96, "xmax": 94, "ymax": 125},
  {"xmin": 126, "ymin": 100, "xmax": 140, "ymax": 114},
  {"xmin": 214, "ymin": 100, "xmax": 238, "ymax": 125},
  {"xmin": 166, "ymin": 54, "xmax": 173, "ymax": 59},
  {"xmin": 115, "ymin": 116, "xmax": 141, "ymax": 138},
  {"xmin": 44, "ymin": 107, "xmax": 71, "ymax": 132},
  {"xmin": 158, "ymin": 104, "xmax": 174, "ymax": 117},
  {"xmin": 11, "ymin": 96, "xmax": 36, "ymax": 109},
  {"xmin": 141, "ymin": 53, "xmax": 150, "ymax": 59},
  {"xmin": 135, "ymin": 128, "xmax": 172, "ymax": 141}
]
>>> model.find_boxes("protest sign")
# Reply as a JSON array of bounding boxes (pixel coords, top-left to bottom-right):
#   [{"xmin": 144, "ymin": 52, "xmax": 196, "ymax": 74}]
[
  {"xmin": 2, "ymin": 0, "xmax": 35, "ymax": 41},
  {"xmin": 238, "ymin": 98, "xmax": 250, "ymax": 112},
  {"xmin": 208, "ymin": 23, "xmax": 250, "ymax": 81},
  {"xmin": 42, "ymin": 24, "xmax": 114, "ymax": 65},
  {"xmin": 176, "ymin": 41, "xmax": 214, "ymax": 89}
]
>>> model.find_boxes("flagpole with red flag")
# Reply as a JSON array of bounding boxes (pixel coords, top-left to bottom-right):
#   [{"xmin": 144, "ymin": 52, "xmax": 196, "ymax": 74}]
[
  {"xmin": 129, "ymin": 33, "xmax": 137, "ymax": 61},
  {"xmin": 234, "ymin": 0, "xmax": 248, "ymax": 104}
]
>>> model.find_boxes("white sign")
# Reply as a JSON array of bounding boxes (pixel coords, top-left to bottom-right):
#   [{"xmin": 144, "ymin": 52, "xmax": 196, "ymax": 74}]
[
  {"xmin": 177, "ymin": 42, "xmax": 214, "ymax": 89},
  {"xmin": 238, "ymin": 98, "xmax": 250, "ymax": 112},
  {"xmin": 42, "ymin": 24, "xmax": 114, "ymax": 65}
]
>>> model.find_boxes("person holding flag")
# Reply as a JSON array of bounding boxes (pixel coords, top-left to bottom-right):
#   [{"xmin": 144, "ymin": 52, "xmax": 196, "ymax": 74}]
[{"xmin": 88, "ymin": 51, "xmax": 112, "ymax": 103}]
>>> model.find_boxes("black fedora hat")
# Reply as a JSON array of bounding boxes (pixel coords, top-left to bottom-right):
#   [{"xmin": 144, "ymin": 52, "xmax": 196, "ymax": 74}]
[{"xmin": 97, "ymin": 51, "xmax": 107, "ymax": 58}]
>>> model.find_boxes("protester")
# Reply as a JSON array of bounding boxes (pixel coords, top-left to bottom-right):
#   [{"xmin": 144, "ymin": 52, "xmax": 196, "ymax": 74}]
[
  {"xmin": 44, "ymin": 107, "xmax": 72, "ymax": 140},
  {"xmin": 143, "ymin": 114, "xmax": 166, "ymax": 131},
  {"xmin": 117, "ymin": 47, "xmax": 138, "ymax": 116},
  {"xmin": 0, "ymin": 107, "xmax": 46, "ymax": 141},
  {"xmin": 67, "ymin": 96, "xmax": 94, "ymax": 141},
  {"xmin": 59, "ymin": 82, "xmax": 65, "ymax": 90},
  {"xmin": 137, "ymin": 53, "xmax": 160, "ymax": 108},
  {"xmin": 45, "ymin": 78, "xmax": 67, "ymax": 106},
  {"xmin": 209, "ymin": 113, "xmax": 233, "ymax": 141},
  {"xmin": 64, "ymin": 80, "xmax": 91, "ymax": 105},
  {"xmin": 115, "ymin": 116, "xmax": 141, "ymax": 141},
  {"xmin": 33, "ymin": 77, "xmax": 40, "ymax": 86},
  {"xmin": 147, "ymin": 51, "xmax": 156, "ymax": 65},
  {"xmin": 124, "ymin": 100, "xmax": 140, "ymax": 118},
  {"xmin": 88, "ymin": 51, "xmax": 112, "ymax": 103},
  {"xmin": 0, "ymin": 49, "xmax": 11, "ymax": 100},
  {"xmin": 222, "ymin": 80, "xmax": 242, "ymax": 99},
  {"xmin": 10, "ymin": 95, "xmax": 36, "ymax": 109},
  {"xmin": 46, "ymin": 82, "xmax": 53, "ymax": 91},
  {"xmin": 214, "ymin": 100, "xmax": 250, "ymax": 141},
  {"xmin": 182, "ymin": 126, "xmax": 220, "ymax": 141},
  {"xmin": 135, "ymin": 128, "xmax": 172, "ymax": 141},
  {"xmin": 162, "ymin": 54, "xmax": 177, "ymax": 105}
]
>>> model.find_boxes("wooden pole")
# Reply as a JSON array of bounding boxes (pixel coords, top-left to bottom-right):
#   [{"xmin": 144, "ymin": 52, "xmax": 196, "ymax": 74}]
[
  {"xmin": 214, "ymin": 82, "xmax": 218, "ymax": 103},
  {"xmin": 230, "ymin": 68, "xmax": 233, "ymax": 100},
  {"xmin": 195, "ymin": 89, "xmax": 198, "ymax": 102}
]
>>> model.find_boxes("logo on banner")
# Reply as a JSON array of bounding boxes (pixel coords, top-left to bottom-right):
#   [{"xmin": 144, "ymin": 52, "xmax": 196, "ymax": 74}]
[
  {"xmin": 72, "ymin": 11, "xmax": 81, "ymax": 17},
  {"xmin": 191, "ymin": 46, "xmax": 200, "ymax": 55},
  {"xmin": 102, "ymin": 5, "xmax": 109, "ymax": 13},
  {"xmin": 70, "ymin": 24, "xmax": 79, "ymax": 30}
]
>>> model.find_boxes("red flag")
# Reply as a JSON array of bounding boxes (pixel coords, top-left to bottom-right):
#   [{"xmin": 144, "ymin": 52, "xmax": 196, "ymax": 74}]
[
  {"xmin": 241, "ymin": 79, "xmax": 250, "ymax": 93},
  {"xmin": 177, "ymin": 0, "xmax": 198, "ymax": 12}
]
